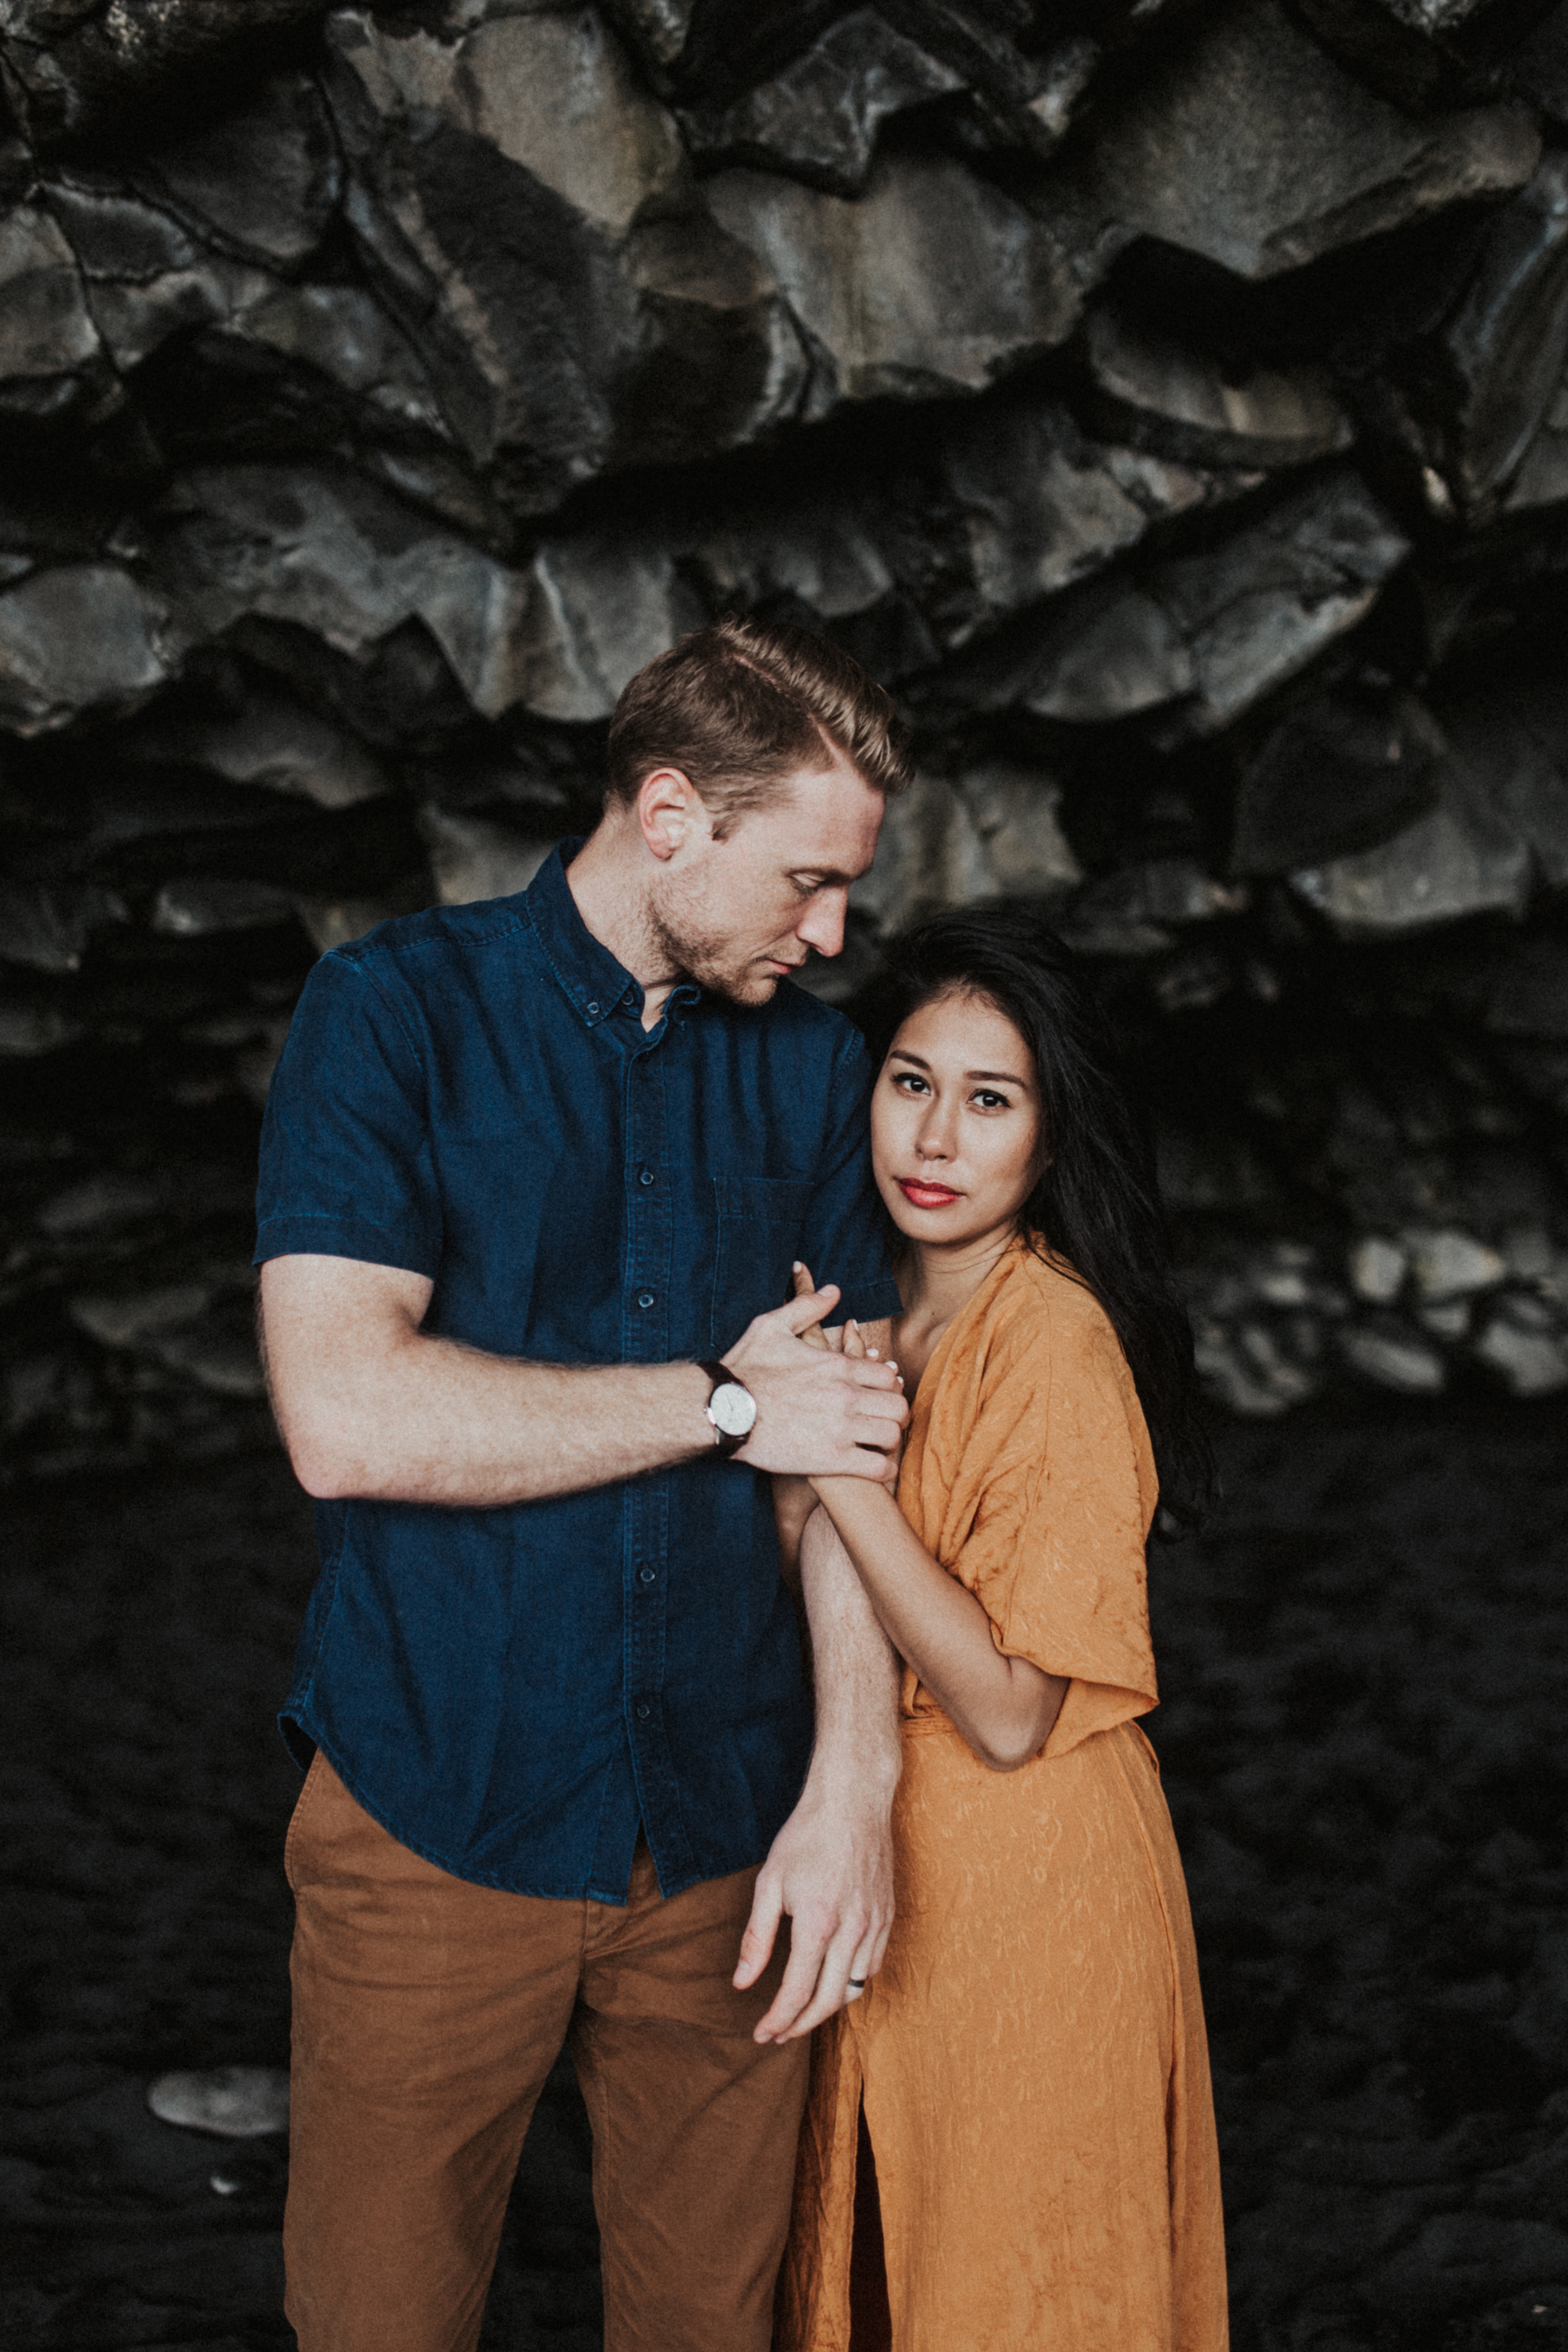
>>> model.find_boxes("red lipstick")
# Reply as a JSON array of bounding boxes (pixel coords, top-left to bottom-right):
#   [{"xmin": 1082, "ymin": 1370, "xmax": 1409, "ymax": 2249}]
[{"xmin": 898, "ymin": 1178, "xmax": 961, "ymax": 1209}]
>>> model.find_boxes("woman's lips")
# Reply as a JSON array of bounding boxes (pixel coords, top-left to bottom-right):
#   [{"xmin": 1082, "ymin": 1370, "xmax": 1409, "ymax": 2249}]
[{"xmin": 897, "ymin": 1178, "xmax": 961, "ymax": 1208}]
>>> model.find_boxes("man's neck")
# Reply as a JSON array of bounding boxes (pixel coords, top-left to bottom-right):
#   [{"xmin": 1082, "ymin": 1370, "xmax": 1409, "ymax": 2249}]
[{"xmin": 566, "ymin": 820, "xmax": 682, "ymax": 1032}]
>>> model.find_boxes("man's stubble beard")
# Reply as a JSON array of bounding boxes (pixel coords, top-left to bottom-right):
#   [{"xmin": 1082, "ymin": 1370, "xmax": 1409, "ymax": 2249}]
[{"xmin": 648, "ymin": 899, "xmax": 781, "ymax": 1008}]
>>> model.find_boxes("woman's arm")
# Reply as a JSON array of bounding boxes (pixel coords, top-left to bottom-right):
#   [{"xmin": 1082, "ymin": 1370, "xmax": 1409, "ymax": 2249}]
[{"xmin": 805, "ymin": 1479, "xmax": 1067, "ymax": 1771}]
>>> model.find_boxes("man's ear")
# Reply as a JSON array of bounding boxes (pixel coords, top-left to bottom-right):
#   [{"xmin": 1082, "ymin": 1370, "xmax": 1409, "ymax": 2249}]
[{"xmin": 637, "ymin": 766, "xmax": 711, "ymax": 862}]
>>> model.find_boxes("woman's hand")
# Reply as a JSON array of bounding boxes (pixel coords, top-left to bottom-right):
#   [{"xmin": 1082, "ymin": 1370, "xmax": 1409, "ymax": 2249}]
[{"xmin": 792, "ymin": 1265, "xmax": 903, "ymax": 1490}]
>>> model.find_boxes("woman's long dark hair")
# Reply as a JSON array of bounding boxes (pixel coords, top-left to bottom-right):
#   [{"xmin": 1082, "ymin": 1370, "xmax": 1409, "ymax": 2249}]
[{"xmin": 866, "ymin": 903, "xmax": 1215, "ymax": 1534}]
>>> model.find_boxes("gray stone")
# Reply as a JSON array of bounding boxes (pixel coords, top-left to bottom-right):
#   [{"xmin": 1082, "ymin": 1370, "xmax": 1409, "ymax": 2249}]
[
  {"xmin": 0, "ymin": 881, "xmax": 127, "ymax": 972},
  {"xmin": 931, "ymin": 396, "xmax": 1262, "ymax": 650},
  {"xmin": 874, "ymin": 0, "xmax": 1094, "ymax": 164},
  {"xmin": 603, "ymin": 0, "xmax": 695, "ymax": 71},
  {"xmin": 219, "ymin": 282, "xmax": 450, "ymax": 440},
  {"xmin": 692, "ymin": 496, "xmax": 896, "ymax": 627},
  {"xmin": 850, "ymin": 761, "xmax": 1079, "ymax": 935},
  {"xmin": 130, "ymin": 73, "xmax": 341, "ymax": 271},
  {"xmin": 0, "ymin": 1, "xmax": 329, "ymax": 145},
  {"xmin": 1503, "ymin": 369, "xmax": 1568, "ymax": 512},
  {"xmin": 326, "ymin": 6, "xmax": 804, "ymax": 512},
  {"xmin": 151, "ymin": 878, "xmax": 302, "ymax": 937},
  {"xmin": 953, "ymin": 758, "xmax": 1083, "ymax": 899},
  {"xmin": 1444, "ymin": 692, "xmax": 1568, "ymax": 891},
  {"xmin": 1232, "ymin": 691, "xmax": 1446, "ymax": 877},
  {"xmin": 1193, "ymin": 1316, "xmax": 1319, "ymax": 1415},
  {"xmin": 1412, "ymin": 153, "xmax": 1568, "ymax": 516},
  {"xmin": 44, "ymin": 169, "xmax": 278, "ymax": 373},
  {"xmin": 1295, "ymin": 0, "xmax": 1553, "ymax": 109},
  {"xmin": 1474, "ymin": 1303, "xmax": 1568, "ymax": 1394},
  {"xmin": 1064, "ymin": 859, "xmax": 1247, "ymax": 956},
  {"xmin": 509, "ymin": 530, "xmax": 702, "ymax": 722},
  {"xmin": 1143, "ymin": 473, "xmax": 1411, "ymax": 741},
  {"xmin": 1338, "ymin": 1318, "xmax": 1447, "ymax": 1393},
  {"xmin": 70, "ymin": 1284, "xmax": 213, "ymax": 1350},
  {"xmin": 706, "ymin": 152, "xmax": 1080, "ymax": 418},
  {"xmin": 1059, "ymin": 0, "xmax": 1539, "ymax": 284},
  {"xmin": 1083, "ymin": 305, "xmax": 1355, "ymax": 472},
  {"xmin": 0, "ymin": 201, "xmax": 110, "ymax": 420},
  {"xmin": 154, "ymin": 465, "xmax": 699, "ymax": 723},
  {"xmin": 417, "ymin": 807, "xmax": 554, "ymax": 906},
  {"xmin": 0, "ymin": 1000, "xmax": 86, "ymax": 1055},
  {"xmin": 146, "ymin": 2065, "xmax": 289, "ymax": 2138},
  {"xmin": 1291, "ymin": 737, "xmax": 1533, "ymax": 937},
  {"xmin": 147, "ymin": 1295, "xmax": 268, "ymax": 1397},
  {"xmin": 1349, "ymin": 1235, "xmax": 1407, "ymax": 1302},
  {"xmin": 294, "ymin": 897, "xmax": 407, "ymax": 954},
  {"xmin": 1403, "ymin": 1224, "xmax": 1505, "ymax": 1299},
  {"xmin": 677, "ymin": 11, "xmax": 962, "ymax": 197},
  {"xmin": 0, "ymin": 563, "xmax": 183, "ymax": 736},
  {"xmin": 963, "ymin": 470, "xmax": 1407, "ymax": 734},
  {"xmin": 126, "ymin": 686, "xmax": 391, "ymax": 810},
  {"xmin": 37, "ymin": 1171, "xmax": 169, "ymax": 1239}
]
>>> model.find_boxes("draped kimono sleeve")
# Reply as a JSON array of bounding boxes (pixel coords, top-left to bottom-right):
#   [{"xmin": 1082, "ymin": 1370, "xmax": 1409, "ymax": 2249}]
[{"xmin": 896, "ymin": 1246, "xmax": 1161, "ymax": 1759}]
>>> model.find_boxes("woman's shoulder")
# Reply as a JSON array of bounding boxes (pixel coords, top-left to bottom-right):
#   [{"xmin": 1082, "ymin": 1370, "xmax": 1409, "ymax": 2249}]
[
  {"xmin": 970, "ymin": 1247, "xmax": 1138, "ymax": 1419},
  {"xmin": 987, "ymin": 1244, "xmax": 1124, "ymax": 1364}
]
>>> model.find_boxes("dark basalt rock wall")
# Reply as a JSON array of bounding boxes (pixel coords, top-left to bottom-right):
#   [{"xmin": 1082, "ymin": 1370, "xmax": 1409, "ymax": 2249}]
[{"xmin": 8, "ymin": 0, "xmax": 1568, "ymax": 1476}]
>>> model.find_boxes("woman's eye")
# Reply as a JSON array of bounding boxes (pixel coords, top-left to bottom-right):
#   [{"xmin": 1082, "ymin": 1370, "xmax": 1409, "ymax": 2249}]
[
  {"xmin": 894, "ymin": 1073, "xmax": 927, "ymax": 1095},
  {"xmin": 973, "ymin": 1090, "xmax": 1008, "ymax": 1111}
]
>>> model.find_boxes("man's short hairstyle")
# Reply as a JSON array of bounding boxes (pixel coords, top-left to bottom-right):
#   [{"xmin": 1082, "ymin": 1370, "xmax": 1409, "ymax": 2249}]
[{"xmin": 605, "ymin": 616, "xmax": 914, "ymax": 832}]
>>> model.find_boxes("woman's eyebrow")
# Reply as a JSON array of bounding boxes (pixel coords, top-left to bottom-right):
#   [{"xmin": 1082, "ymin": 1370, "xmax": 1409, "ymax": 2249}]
[{"xmin": 889, "ymin": 1047, "xmax": 1029, "ymax": 1087}]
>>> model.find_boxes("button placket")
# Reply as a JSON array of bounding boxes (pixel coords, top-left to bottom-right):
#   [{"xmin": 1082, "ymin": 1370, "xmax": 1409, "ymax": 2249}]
[{"xmin": 620, "ymin": 1031, "xmax": 686, "ymax": 1879}]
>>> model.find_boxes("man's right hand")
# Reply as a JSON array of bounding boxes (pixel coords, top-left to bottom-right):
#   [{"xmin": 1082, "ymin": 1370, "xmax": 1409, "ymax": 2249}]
[{"xmin": 724, "ymin": 1285, "xmax": 907, "ymax": 1478}]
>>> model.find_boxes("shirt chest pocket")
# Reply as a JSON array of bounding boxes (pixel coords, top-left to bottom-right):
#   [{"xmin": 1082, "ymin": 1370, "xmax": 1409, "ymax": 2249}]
[{"xmin": 710, "ymin": 1176, "xmax": 813, "ymax": 1355}]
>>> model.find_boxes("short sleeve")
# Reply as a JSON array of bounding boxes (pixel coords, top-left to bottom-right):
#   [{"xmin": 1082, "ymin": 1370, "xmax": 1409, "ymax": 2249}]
[
  {"xmin": 948, "ymin": 1307, "xmax": 1158, "ymax": 1761},
  {"xmin": 800, "ymin": 1029, "xmax": 903, "ymax": 1327},
  {"xmin": 253, "ymin": 950, "xmax": 442, "ymax": 1277}
]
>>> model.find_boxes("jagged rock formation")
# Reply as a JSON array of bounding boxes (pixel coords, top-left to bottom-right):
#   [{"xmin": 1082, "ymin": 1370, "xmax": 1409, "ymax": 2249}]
[{"xmin": 8, "ymin": 0, "xmax": 1568, "ymax": 1473}]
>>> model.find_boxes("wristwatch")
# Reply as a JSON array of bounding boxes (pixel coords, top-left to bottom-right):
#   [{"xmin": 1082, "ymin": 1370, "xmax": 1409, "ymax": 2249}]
[{"xmin": 699, "ymin": 1360, "xmax": 758, "ymax": 1457}]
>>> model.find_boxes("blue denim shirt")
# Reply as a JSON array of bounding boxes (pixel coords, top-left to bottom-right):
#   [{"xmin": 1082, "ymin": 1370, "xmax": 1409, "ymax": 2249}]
[{"xmin": 255, "ymin": 842, "xmax": 902, "ymax": 1900}]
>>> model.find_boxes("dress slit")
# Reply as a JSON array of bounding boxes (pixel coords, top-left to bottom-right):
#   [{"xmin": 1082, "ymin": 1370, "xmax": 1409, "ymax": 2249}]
[{"xmin": 847, "ymin": 2094, "xmax": 892, "ymax": 2351}]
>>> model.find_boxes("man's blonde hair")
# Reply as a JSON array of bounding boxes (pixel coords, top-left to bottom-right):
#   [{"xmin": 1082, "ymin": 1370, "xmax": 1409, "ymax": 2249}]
[{"xmin": 605, "ymin": 615, "xmax": 913, "ymax": 833}]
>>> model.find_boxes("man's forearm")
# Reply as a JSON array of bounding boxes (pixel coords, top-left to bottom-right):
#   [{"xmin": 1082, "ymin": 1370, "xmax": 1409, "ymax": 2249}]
[
  {"xmin": 260, "ymin": 1257, "xmax": 907, "ymax": 1507},
  {"xmin": 798, "ymin": 1503, "xmax": 903, "ymax": 1794},
  {"xmin": 269, "ymin": 1314, "xmax": 715, "ymax": 1506}
]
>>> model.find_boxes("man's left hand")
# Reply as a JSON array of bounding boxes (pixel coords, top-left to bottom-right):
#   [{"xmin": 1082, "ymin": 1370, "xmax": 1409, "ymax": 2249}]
[{"xmin": 733, "ymin": 1770, "xmax": 895, "ymax": 2043}]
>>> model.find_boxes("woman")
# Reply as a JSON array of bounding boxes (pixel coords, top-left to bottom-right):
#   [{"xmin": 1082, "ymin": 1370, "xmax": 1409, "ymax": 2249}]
[{"xmin": 776, "ymin": 906, "xmax": 1227, "ymax": 2352}]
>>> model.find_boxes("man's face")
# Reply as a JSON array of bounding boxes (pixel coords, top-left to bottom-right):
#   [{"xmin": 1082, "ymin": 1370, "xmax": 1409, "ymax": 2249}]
[{"xmin": 650, "ymin": 755, "xmax": 887, "ymax": 1006}]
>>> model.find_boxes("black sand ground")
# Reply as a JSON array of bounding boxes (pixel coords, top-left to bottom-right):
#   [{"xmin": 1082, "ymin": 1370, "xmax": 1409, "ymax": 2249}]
[{"xmin": 4, "ymin": 1406, "xmax": 1567, "ymax": 2351}]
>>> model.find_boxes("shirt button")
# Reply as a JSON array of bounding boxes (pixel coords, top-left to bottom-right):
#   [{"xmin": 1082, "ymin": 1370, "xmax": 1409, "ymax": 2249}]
[
  {"xmin": 639, "ymin": 1168, "xmax": 655, "ymax": 1187},
  {"xmin": 586, "ymin": 1000, "xmax": 600, "ymax": 1015},
  {"xmin": 637, "ymin": 1290, "xmax": 655, "ymax": 1309},
  {"xmin": 635, "ymin": 1701, "xmax": 651, "ymax": 1720},
  {"xmin": 638, "ymin": 1565, "xmax": 656, "ymax": 1586}
]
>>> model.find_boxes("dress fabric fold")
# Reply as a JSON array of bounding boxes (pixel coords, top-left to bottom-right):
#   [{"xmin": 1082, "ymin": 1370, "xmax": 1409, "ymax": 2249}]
[{"xmin": 777, "ymin": 1242, "xmax": 1229, "ymax": 2352}]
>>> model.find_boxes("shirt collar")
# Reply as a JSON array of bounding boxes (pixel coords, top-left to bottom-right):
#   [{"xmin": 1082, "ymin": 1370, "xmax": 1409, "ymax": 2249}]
[{"xmin": 526, "ymin": 839, "xmax": 702, "ymax": 1029}]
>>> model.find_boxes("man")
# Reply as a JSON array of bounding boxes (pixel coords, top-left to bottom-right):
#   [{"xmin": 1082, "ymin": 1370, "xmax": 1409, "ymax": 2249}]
[{"xmin": 256, "ymin": 617, "xmax": 913, "ymax": 2351}]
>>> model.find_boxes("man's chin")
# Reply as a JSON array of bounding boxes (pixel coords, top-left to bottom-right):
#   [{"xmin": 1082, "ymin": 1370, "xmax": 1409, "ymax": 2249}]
[{"xmin": 703, "ymin": 967, "xmax": 781, "ymax": 1008}]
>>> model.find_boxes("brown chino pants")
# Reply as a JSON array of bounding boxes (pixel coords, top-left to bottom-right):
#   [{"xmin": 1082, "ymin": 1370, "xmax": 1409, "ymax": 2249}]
[{"xmin": 283, "ymin": 1754, "xmax": 810, "ymax": 2352}]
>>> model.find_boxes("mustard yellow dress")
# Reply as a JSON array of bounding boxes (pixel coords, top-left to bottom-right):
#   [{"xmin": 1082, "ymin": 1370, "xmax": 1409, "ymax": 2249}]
[{"xmin": 778, "ymin": 1242, "xmax": 1228, "ymax": 2352}]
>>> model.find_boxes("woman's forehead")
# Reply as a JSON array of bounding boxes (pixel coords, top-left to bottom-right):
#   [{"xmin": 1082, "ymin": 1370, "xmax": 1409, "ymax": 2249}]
[{"xmin": 888, "ymin": 988, "xmax": 1034, "ymax": 1074}]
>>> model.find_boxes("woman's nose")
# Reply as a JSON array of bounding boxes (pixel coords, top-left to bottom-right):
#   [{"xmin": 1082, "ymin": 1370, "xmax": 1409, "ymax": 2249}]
[{"xmin": 916, "ymin": 1113, "xmax": 952, "ymax": 1159}]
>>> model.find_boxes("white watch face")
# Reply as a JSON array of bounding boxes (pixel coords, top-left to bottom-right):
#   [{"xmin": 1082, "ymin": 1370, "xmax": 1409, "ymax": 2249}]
[{"xmin": 709, "ymin": 1382, "xmax": 757, "ymax": 1439}]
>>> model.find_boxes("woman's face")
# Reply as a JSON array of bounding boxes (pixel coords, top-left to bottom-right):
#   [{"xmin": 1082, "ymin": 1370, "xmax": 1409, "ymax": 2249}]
[{"xmin": 871, "ymin": 988, "xmax": 1044, "ymax": 1251}]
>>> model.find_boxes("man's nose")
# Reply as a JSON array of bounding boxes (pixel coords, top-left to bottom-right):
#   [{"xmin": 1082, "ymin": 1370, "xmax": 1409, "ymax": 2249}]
[{"xmin": 796, "ymin": 889, "xmax": 847, "ymax": 959}]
